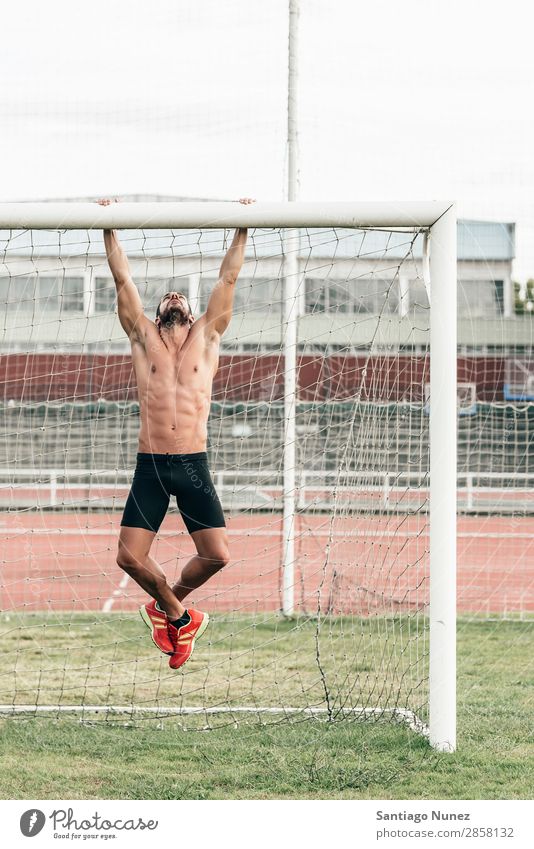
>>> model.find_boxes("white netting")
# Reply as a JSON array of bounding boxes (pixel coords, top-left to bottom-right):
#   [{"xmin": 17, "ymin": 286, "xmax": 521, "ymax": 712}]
[{"xmin": 1, "ymin": 221, "xmax": 527, "ymax": 732}]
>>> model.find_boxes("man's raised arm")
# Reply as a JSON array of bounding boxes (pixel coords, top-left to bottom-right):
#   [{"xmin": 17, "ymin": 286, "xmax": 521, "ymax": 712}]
[
  {"xmin": 99, "ymin": 199, "xmax": 145, "ymax": 339},
  {"xmin": 204, "ymin": 198, "xmax": 255, "ymax": 337}
]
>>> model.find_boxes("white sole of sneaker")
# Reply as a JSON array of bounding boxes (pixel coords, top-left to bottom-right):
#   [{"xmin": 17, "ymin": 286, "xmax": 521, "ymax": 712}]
[{"xmin": 194, "ymin": 612, "xmax": 210, "ymax": 643}]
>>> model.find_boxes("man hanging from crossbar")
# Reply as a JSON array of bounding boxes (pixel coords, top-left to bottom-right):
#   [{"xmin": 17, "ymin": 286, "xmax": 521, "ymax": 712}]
[{"xmin": 99, "ymin": 197, "xmax": 254, "ymax": 669}]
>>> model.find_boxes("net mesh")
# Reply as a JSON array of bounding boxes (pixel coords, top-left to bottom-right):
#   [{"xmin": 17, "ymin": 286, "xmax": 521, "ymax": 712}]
[{"xmin": 0, "ymin": 223, "xmax": 530, "ymax": 728}]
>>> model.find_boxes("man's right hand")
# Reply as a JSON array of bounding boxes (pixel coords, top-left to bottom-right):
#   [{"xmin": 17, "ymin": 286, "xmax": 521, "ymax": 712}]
[{"xmin": 97, "ymin": 198, "xmax": 119, "ymax": 234}]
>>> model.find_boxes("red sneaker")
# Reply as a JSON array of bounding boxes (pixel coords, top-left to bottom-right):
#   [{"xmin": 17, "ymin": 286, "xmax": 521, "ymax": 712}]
[
  {"xmin": 139, "ymin": 600, "xmax": 174, "ymax": 656},
  {"xmin": 168, "ymin": 608, "xmax": 209, "ymax": 670}
]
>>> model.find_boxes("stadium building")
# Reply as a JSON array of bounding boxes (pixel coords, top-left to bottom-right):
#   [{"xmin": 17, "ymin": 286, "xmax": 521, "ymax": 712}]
[{"xmin": 0, "ymin": 201, "xmax": 532, "ymax": 511}]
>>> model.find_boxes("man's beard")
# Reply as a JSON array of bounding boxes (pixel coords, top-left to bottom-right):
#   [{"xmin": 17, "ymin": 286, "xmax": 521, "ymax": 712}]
[{"xmin": 161, "ymin": 304, "xmax": 190, "ymax": 328}]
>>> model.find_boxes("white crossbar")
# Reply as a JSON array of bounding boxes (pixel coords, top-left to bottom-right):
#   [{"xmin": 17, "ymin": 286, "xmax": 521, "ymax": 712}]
[{"xmin": 0, "ymin": 201, "xmax": 452, "ymax": 230}]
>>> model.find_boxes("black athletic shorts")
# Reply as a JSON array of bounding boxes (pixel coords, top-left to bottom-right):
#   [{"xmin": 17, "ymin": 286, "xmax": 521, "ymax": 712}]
[{"xmin": 121, "ymin": 452, "xmax": 226, "ymax": 535}]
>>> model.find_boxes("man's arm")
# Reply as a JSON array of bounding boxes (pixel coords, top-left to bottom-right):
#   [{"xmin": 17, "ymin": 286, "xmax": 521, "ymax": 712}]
[
  {"xmin": 205, "ymin": 199, "xmax": 254, "ymax": 337},
  {"xmin": 102, "ymin": 226, "xmax": 146, "ymax": 339},
  {"xmin": 204, "ymin": 228, "xmax": 247, "ymax": 337}
]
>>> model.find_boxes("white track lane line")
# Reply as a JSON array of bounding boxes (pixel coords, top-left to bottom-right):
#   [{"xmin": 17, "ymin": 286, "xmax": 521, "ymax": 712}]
[
  {"xmin": 102, "ymin": 571, "xmax": 130, "ymax": 612},
  {"xmin": 0, "ymin": 526, "xmax": 532, "ymax": 540}
]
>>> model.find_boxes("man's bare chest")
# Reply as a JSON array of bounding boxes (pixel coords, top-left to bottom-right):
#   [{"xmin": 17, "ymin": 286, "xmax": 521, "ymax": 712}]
[{"xmin": 133, "ymin": 336, "xmax": 215, "ymax": 389}]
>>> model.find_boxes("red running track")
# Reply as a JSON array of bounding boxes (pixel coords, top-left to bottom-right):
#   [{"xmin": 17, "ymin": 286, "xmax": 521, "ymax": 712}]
[{"xmin": 1, "ymin": 512, "xmax": 533, "ymax": 616}]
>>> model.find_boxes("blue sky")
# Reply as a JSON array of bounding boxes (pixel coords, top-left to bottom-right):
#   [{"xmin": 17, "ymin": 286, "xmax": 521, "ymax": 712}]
[{"xmin": 2, "ymin": 0, "xmax": 533, "ymax": 280}]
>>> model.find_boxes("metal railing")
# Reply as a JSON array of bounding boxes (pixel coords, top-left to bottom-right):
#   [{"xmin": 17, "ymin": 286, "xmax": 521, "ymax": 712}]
[{"xmin": 0, "ymin": 468, "xmax": 532, "ymax": 514}]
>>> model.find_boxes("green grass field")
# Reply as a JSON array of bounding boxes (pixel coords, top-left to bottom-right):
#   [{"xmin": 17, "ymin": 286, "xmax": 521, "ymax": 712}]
[
  {"xmin": 0, "ymin": 617, "xmax": 532, "ymax": 799},
  {"xmin": 0, "ymin": 611, "xmax": 429, "ymax": 719}
]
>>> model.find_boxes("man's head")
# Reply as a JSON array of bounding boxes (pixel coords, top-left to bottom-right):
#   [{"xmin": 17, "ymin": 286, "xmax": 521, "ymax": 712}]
[{"xmin": 155, "ymin": 291, "xmax": 194, "ymax": 329}]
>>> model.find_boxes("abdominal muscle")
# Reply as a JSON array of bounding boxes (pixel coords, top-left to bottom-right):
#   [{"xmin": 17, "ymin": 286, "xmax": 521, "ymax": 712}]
[
  {"xmin": 131, "ymin": 321, "xmax": 216, "ymax": 455},
  {"xmin": 137, "ymin": 389, "xmax": 210, "ymax": 454}
]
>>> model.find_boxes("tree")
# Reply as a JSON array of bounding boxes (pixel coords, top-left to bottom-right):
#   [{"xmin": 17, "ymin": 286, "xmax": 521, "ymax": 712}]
[{"xmin": 514, "ymin": 279, "xmax": 534, "ymax": 315}]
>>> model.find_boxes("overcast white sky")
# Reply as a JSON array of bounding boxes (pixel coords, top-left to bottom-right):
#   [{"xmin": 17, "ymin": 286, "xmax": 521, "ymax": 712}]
[{"xmin": 1, "ymin": 0, "xmax": 533, "ymax": 279}]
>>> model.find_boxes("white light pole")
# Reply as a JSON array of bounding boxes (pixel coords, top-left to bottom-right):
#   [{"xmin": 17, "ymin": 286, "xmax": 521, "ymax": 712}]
[{"xmin": 282, "ymin": 0, "xmax": 300, "ymax": 616}]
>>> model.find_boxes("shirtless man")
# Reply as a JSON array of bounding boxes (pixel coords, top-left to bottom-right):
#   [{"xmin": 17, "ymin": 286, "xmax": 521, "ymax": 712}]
[{"xmin": 99, "ymin": 198, "xmax": 254, "ymax": 669}]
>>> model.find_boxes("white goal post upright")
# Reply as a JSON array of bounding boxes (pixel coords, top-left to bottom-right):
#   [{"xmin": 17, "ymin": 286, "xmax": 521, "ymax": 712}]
[
  {"xmin": 0, "ymin": 200, "xmax": 457, "ymax": 752},
  {"xmin": 428, "ymin": 207, "xmax": 457, "ymax": 752}
]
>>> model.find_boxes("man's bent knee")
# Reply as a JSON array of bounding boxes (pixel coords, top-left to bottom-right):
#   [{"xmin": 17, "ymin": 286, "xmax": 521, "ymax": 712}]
[
  {"xmin": 117, "ymin": 542, "xmax": 143, "ymax": 573},
  {"xmin": 117, "ymin": 526, "xmax": 156, "ymax": 572},
  {"xmin": 203, "ymin": 550, "xmax": 230, "ymax": 572}
]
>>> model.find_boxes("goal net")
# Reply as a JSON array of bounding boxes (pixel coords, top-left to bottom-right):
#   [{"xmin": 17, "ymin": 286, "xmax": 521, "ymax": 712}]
[{"xmin": 0, "ymin": 202, "xmax": 457, "ymax": 750}]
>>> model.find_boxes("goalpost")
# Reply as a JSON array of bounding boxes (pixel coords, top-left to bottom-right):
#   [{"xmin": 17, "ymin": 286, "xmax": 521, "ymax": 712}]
[{"xmin": 0, "ymin": 200, "xmax": 457, "ymax": 752}]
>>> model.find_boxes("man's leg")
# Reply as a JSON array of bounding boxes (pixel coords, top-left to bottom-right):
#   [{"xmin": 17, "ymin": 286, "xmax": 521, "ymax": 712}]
[
  {"xmin": 120, "ymin": 525, "xmax": 208, "ymax": 667},
  {"xmin": 171, "ymin": 527, "xmax": 230, "ymax": 602},
  {"xmin": 117, "ymin": 525, "xmax": 185, "ymax": 619}
]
